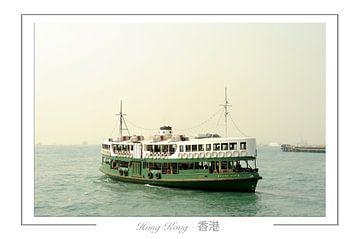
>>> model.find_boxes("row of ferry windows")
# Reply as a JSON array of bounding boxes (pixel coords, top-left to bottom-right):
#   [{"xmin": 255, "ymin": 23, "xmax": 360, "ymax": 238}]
[
  {"xmin": 113, "ymin": 144, "xmax": 133, "ymax": 151},
  {"xmin": 103, "ymin": 142, "xmax": 246, "ymax": 152},
  {"xmin": 179, "ymin": 142, "xmax": 246, "ymax": 152},
  {"xmin": 145, "ymin": 144, "xmax": 177, "ymax": 153}
]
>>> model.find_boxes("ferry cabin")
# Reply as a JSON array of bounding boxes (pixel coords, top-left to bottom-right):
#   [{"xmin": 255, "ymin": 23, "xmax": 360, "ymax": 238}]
[{"xmin": 101, "ymin": 128, "xmax": 258, "ymax": 182}]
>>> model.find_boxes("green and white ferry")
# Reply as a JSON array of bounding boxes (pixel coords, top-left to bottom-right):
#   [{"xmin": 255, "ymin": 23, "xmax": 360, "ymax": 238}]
[{"xmin": 100, "ymin": 92, "xmax": 262, "ymax": 192}]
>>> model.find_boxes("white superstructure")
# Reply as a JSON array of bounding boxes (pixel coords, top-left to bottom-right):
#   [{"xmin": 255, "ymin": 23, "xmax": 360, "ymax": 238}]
[{"xmin": 102, "ymin": 126, "xmax": 256, "ymax": 160}]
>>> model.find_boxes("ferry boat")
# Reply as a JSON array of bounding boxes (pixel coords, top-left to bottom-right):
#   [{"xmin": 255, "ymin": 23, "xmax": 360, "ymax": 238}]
[{"xmin": 99, "ymin": 91, "xmax": 262, "ymax": 192}]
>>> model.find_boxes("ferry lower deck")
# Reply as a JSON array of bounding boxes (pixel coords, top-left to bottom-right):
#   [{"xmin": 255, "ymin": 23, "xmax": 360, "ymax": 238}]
[{"xmin": 99, "ymin": 155, "xmax": 262, "ymax": 192}]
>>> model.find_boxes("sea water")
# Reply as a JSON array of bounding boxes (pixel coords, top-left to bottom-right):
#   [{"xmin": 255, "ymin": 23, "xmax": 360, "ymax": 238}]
[{"xmin": 35, "ymin": 145, "xmax": 325, "ymax": 217}]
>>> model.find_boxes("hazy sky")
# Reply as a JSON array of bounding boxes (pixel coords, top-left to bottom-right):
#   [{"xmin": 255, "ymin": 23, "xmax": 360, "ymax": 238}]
[{"xmin": 35, "ymin": 23, "xmax": 325, "ymax": 145}]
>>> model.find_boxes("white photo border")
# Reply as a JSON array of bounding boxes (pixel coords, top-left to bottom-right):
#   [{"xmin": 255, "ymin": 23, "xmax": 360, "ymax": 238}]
[{"xmin": 21, "ymin": 14, "xmax": 338, "ymax": 230}]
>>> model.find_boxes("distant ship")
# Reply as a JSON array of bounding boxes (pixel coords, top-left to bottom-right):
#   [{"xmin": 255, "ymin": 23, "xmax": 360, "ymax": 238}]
[
  {"xmin": 280, "ymin": 144, "xmax": 326, "ymax": 153},
  {"xmin": 99, "ymin": 89, "xmax": 262, "ymax": 192}
]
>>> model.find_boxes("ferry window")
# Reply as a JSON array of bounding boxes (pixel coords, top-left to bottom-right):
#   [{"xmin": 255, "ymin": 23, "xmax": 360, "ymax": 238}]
[
  {"xmin": 229, "ymin": 142, "xmax": 237, "ymax": 150},
  {"xmin": 221, "ymin": 143, "xmax": 228, "ymax": 150},
  {"xmin": 198, "ymin": 144, "xmax": 204, "ymax": 151},
  {"xmin": 154, "ymin": 145, "xmax": 161, "ymax": 152},
  {"xmin": 240, "ymin": 142, "xmax": 247, "ymax": 150},
  {"xmin": 180, "ymin": 145, "xmax": 184, "ymax": 152},
  {"xmin": 185, "ymin": 145, "xmax": 191, "ymax": 152},
  {"xmin": 146, "ymin": 145, "xmax": 152, "ymax": 151},
  {"xmin": 162, "ymin": 145, "xmax": 169, "ymax": 152},
  {"xmin": 213, "ymin": 143, "xmax": 220, "ymax": 151},
  {"xmin": 192, "ymin": 145, "xmax": 197, "ymax": 151},
  {"xmin": 170, "ymin": 144, "xmax": 176, "ymax": 154},
  {"xmin": 206, "ymin": 144, "xmax": 211, "ymax": 151},
  {"xmin": 130, "ymin": 145, "xmax": 134, "ymax": 151}
]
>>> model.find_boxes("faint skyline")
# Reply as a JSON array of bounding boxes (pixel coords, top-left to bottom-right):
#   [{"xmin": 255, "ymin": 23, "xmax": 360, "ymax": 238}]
[{"xmin": 35, "ymin": 23, "xmax": 325, "ymax": 145}]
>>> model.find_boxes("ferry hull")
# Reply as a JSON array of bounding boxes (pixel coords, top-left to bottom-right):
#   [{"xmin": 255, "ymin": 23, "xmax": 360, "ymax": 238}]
[{"xmin": 99, "ymin": 165, "xmax": 261, "ymax": 192}]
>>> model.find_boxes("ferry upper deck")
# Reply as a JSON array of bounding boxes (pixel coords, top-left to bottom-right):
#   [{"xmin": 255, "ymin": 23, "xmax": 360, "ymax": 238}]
[{"xmin": 101, "ymin": 126, "xmax": 257, "ymax": 159}]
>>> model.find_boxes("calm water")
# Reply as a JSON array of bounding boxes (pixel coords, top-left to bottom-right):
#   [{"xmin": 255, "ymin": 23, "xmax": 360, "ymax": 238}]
[{"xmin": 35, "ymin": 145, "xmax": 325, "ymax": 217}]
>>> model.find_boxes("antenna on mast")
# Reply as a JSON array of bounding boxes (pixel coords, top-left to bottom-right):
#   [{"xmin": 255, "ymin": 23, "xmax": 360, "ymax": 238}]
[
  {"xmin": 116, "ymin": 100, "xmax": 130, "ymax": 138},
  {"xmin": 220, "ymin": 87, "xmax": 232, "ymax": 137}
]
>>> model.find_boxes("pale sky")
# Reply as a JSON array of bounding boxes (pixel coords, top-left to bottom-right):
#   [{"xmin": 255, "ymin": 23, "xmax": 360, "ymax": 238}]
[{"xmin": 35, "ymin": 23, "xmax": 325, "ymax": 145}]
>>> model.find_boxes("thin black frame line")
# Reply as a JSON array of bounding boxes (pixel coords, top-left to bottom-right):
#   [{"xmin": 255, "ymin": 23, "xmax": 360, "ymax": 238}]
[
  {"xmin": 21, "ymin": 13, "xmax": 338, "ymax": 16},
  {"xmin": 20, "ymin": 13, "xmax": 23, "ymax": 226},
  {"xmin": 22, "ymin": 224, "xmax": 97, "ymax": 226},
  {"xmin": 273, "ymin": 224, "xmax": 338, "ymax": 226},
  {"xmin": 273, "ymin": 14, "xmax": 339, "ymax": 227},
  {"xmin": 33, "ymin": 21, "xmax": 35, "ymax": 219},
  {"xmin": 22, "ymin": 13, "xmax": 337, "ymax": 226},
  {"xmin": 335, "ymin": 13, "xmax": 339, "ymax": 226}
]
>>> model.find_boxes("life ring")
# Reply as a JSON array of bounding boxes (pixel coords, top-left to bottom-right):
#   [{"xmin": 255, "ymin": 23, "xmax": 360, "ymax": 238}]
[
  {"xmin": 219, "ymin": 152, "xmax": 224, "ymax": 157},
  {"xmin": 155, "ymin": 172, "xmax": 161, "ymax": 179},
  {"xmin": 148, "ymin": 171, "xmax": 153, "ymax": 179},
  {"xmin": 226, "ymin": 151, "xmax": 232, "ymax": 157},
  {"xmin": 119, "ymin": 169, "xmax": 124, "ymax": 176},
  {"xmin": 205, "ymin": 152, "xmax": 211, "ymax": 158},
  {"xmin": 211, "ymin": 152, "xmax": 218, "ymax": 158},
  {"xmin": 199, "ymin": 152, "xmax": 205, "ymax": 158},
  {"xmin": 184, "ymin": 153, "xmax": 188, "ymax": 159},
  {"xmin": 193, "ymin": 153, "xmax": 199, "ymax": 158},
  {"xmin": 233, "ymin": 151, "xmax": 239, "ymax": 157}
]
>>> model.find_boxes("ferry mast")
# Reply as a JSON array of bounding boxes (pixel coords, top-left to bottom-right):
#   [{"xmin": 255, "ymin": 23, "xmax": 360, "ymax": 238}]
[
  {"xmin": 116, "ymin": 100, "xmax": 130, "ymax": 138},
  {"xmin": 220, "ymin": 88, "xmax": 232, "ymax": 137}
]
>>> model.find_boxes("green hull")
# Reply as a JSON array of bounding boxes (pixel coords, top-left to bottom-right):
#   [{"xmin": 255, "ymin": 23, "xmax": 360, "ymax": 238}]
[{"xmin": 99, "ymin": 164, "xmax": 262, "ymax": 192}]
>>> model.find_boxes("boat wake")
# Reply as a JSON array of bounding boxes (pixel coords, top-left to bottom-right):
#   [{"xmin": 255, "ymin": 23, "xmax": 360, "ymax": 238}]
[
  {"xmin": 144, "ymin": 184, "xmax": 157, "ymax": 188},
  {"xmin": 143, "ymin": 184, "xmax": 168, "ymax": 190}
]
